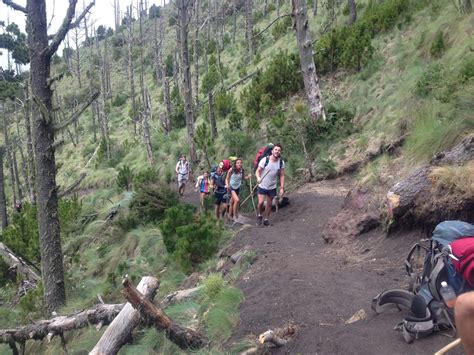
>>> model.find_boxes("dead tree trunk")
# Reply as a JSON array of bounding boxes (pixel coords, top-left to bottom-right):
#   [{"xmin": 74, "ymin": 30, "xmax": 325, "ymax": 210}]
[
  {"xmin": 163, "ymin": 77, "xmax": 172, "ymax": 133},
  {"xmin": 292, "ymin": 0, "xmax": 326, "ymax": 121},
  {"xmin": 313, "ymin": 0, "xmax": 317, "ymax": 16},
  {"xmin": 193, "ymin": 0, "xmax": 200, "ymax": 106},
  {"xmin": 177, "ymin": 0, "xmax": 197, "ymax": 162},
  {"xmin": 90, "ymin": 276, "xmax": 160, "ymax": 355},
  {"xmin": 2, "ymin": 108, "xmax": 18, "ymax": 205},
  {"xmin": 0, "ymin": 242, "xmax": 41, "ymax": 284},
  {"xmin": 0, "ymin": 303, "xmax": 124, "ymax": 353},
  {"xmin": 347, "ymin": 0, "xmax": 356, "ymax": 25},
  {"xmin": 0, "ymin": 147, "xmax": 8, "ymax": 229},
  {"xmin": 387, "ymin": 135, "xmax": 474, "ymax": 231},
  {"xmin": 142, "ymin": 90, "xmax": 155, "ymax": 165},
  {"xmin": 23, "ymin": 82, "xmax": 36, "ymax": 204},
  {"xmin": 95, "ymin": 33, "xmax": 111, "ymax": 160},
  {"xmin": 122, "ymin": 277, "xmax": 208, "ymax": 350},
  {"xmin": 11, "ymin": 148, "xmax": 23, "ymax": 202},
  {"xmin": 72, "ymin": 25, "xmax": 82, "ymax": 88},
  {"xmin": 208, "ymin": 91, "xmax": 217, "ymax": 138},
  {"xmin": 127, "ymin": 5, "xmax": 138, "ymax": 136},
  {"xmin": 0, "ymin": 0, "xmax": 97, "ymax": 312},
  {"xmin": 245, "ymin": 0, "xmax": 254, "ymax": 60}
]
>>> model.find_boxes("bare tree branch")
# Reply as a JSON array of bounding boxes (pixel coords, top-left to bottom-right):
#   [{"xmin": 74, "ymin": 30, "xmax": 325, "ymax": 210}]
[
  {"xmin": 1, "ymin": 0, "xmax": 27, "ymax": 13},
  {"xmin": 53, "ymin": 91, "xmax": 99, "ymax": 131},
  {"xmin": 45, "ymin": 0, "xmax": 95, "ymax": 58},
  {"xmin": 253, "ymin": 13, "xmax": 292, "ymax": 39}
]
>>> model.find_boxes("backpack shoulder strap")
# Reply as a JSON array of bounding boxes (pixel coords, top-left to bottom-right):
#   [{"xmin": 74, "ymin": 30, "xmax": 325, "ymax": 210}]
[{"xmin": 264, "ymin": 156, "xmax": 270, "ymax": 168}]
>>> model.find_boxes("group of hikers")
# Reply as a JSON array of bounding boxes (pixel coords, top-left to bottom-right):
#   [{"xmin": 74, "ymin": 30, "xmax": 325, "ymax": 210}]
[{"xmin": 175, "ymin": 143, "xmax": 285, "ymax": 226}]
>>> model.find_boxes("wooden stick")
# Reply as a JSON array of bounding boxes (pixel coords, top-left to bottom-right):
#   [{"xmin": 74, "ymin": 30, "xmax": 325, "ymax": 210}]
[
  {"xmin": 122, "ymin": 277, "xmax": 207, "ymax": 350},
  {"xmin": 434, "ymin": 338, "xmax": 462, "ymax": 355},
  {"xmin": 90, "ymin": 276, "xmax": 160, "ymax": 355}
]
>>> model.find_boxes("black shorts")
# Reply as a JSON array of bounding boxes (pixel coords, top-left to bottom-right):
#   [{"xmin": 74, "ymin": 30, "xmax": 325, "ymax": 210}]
[
  {"xmin": 230, "ymin": 187, "xmax": 240, "ymax": 196},
  {"xmin": 257, "ymin": 187, "xmax": 277, "ymax": 198},
  {"xmin": 214, "ymin": 192, "xmax": 228, "ymax": 205}
]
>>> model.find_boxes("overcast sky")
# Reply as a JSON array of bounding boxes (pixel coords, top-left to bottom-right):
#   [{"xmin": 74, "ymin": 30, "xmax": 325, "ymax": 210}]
[{"xmin": 0, "ymin": 0, "xmax": 168, "ymax": 69}]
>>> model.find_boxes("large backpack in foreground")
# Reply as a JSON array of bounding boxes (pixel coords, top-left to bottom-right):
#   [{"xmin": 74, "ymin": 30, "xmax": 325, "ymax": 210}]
[{"xmin": 372, "ymin": 220, "xmax": 474, "ymax": 343}]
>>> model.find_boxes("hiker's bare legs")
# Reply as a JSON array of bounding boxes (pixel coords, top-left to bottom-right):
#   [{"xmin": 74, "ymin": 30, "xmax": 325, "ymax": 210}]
[
  {"xmin": 215, "ymin": 203, "xmax": 221, "ymax": 219},
  {"xmin": 231, "ymin": 190, "xmax": 240, "ymax": 219},
  {"xmin": 264, "ymin": 195, "xmax": 272, "ymax": 219},
  {"xmin": 455, "ymin": 291, "xmax": 474, "ymax": 354},
  {"xmin": 200, "ymin": 192, "xmax": 205, "ymax": 212},
  {"xmin": 257, "ymin": 193, "xmax": 265, "ymax": 216}
]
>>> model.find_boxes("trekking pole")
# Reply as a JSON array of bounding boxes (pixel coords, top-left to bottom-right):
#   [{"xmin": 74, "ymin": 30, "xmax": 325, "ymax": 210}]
[
  {"xmin": 240, "ymin": 170, "xmax": 270, "ymax": 207},
  {"xmin": 249, "ymin": 176, "xmax": 258, "ymax": 216}
]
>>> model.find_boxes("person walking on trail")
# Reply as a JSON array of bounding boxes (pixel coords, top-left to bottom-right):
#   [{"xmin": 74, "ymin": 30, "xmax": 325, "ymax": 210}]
[
  {"xmin": 175, "ymin": 155, "xmax": 190, "ymax": 196},
  {"xmin": 212, "ymin": 162, "xmax": 229, "ymax": 219},
  {"xmin": 255, "ymin": 144, "xmax": 285, "ymax": 226},
  {"xmin": 195, "ymin": 171, "xmax": 212, "ymax": 212},
  {"xmin": 225, "ymin": 158, "xmax": 251, "ymax": 221}
]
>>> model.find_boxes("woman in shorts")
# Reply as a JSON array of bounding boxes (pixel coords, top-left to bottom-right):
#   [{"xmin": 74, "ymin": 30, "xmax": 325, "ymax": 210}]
[{"xmin": 225, "ymin": 158, "xmax": 250, "ymax": 221}]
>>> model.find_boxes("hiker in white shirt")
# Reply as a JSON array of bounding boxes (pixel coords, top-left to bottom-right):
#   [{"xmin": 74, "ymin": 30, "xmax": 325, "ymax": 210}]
[{"xmin": 175, "ymin": 155, "xmax": 190, "ymax": 196}]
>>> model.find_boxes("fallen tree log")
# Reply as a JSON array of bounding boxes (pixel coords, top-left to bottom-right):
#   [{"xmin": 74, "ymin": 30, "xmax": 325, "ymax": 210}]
[
  {"xmin": 0, "ymin": 303, "xmax": 124, "ymax": 353},
  {"xmin": 0, "ymin": 242, "xmax": 41, "ymax": 284},
  {"xmin": 387, "ymin": 135, "xmax": 474, "ymax": 231},
  {"xmin": 122, "ymin": 277, "xmax": 208, "ymax": 350},
  {"xmin": 58, "ymin": 172, "xmax": 87, "ymax": 198},
  {"xmin": 160, "ymin": 286, "xmax": 202, "ymax": 308},
  {"xmin": 90, "ymin": 276, "xmax": 160, "ymax": 355}
]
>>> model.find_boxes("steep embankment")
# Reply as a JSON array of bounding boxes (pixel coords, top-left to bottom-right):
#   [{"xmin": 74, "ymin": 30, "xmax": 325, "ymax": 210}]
[{"xmin": 227, "ymin": 178, "xmax": 461, "ymax": 354}]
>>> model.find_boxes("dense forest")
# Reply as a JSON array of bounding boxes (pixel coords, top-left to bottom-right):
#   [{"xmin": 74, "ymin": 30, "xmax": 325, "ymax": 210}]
[{"xmin": 0, "ymin": 0, "xmax": 473, "ymax": 353}]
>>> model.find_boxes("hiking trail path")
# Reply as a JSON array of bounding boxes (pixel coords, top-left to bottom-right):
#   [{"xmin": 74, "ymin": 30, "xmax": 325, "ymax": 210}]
[{"xmin": 184, "ymin": 178, "xmax": 461, "ymax": 354}]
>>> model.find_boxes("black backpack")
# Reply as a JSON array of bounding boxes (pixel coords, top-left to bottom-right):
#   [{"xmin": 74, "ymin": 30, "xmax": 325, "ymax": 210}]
[{"xmin": 372, "ymin": 221, "xmax": 474, "ymax": 343}]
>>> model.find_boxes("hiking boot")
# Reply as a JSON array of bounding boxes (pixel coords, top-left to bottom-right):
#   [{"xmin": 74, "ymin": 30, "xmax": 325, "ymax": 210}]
[
  {"xmin": 257, "ymin": 215, "xmax": 263, "ymax": 226},
  {"xmin": 263, "ymin": 219, "xmax": 270, "ymax": 226}
]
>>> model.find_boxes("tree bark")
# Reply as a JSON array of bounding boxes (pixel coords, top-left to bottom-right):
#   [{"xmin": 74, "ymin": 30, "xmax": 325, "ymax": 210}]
[
  {"xmin": 22, "ymin": 84, "xmax": 37, "ymax": 204},
  {"xmin": 347, "ymin": 0, "xmax": 356, "ymax": 25},
  {"xmin": 90, "ymin": 276, "xmax": 160, "ymax": 355},
  {"xmin": 142, "ymin": 90, "xmax": 155, "ymax": 165},
  {"xmin": 0, "ymin": 242, "xmax": 41, "ymax": 284},
  {"xmin": 2, "ymin": 108, "xmax": 18, "ymax": 205},
  {"xmin": 193, "ymin": 0, "xmax": 200, "ymax": 106},
  {"xmin": 177, "ymin": 0, "xmax": 197, "ymax": 162},
  {"xmin": 0, "ymin": 303, "xmax": 124, "ymax": 351},
  {"xmin": 245, "ymin": 0, "xmax": 254, "ymax": 60},
  {"xmin": 163, "ymin": 77, "xmax": 172, "ymax": 133},
  {"xmin": 208, "ymin": 91, "xmax": 217, "ymax": 138},
  {"xmin": 0, "ymin": 147, "xmax": 8, "ymax": 229},
  {"xmin": 292, "ymin": 0, "xmax": 326, "ymax": 121},
  {"xmin": 127, "ymin": 5, "xmax": 138, "ymax": 136},
  {"xmin": 122, "ymin": 277, "xmax": 207, "ymax": 350}
]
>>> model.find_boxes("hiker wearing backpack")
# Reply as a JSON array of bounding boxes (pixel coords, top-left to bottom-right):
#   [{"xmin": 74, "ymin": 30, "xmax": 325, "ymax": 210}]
[
  {"xmin": 175, "ymin": 155, "xmax": 190, "ymax": 196},
  {"xmin": 195, "ymin": 171, "xmax": 212, "ymax": 212},
  {"xmin": 225, "ymin": 158, "xmax": 251, "ymax": 221},
  {"xmin": 211, "ymin": 162, "xmax": 229, "ymax": 219},
  {"xmin": 253, "ymin": 143, "xmax": 274, "ymax": 172},
  {"xmin": 255, "ymin": 144, "xmax": 285, "ymax": 226}
]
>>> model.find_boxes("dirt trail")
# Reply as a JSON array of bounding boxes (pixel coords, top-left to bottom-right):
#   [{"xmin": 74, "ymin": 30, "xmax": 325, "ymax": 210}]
[{"xmin": 224, "ymin": 178, "xmax": 462, "ymax": 354}]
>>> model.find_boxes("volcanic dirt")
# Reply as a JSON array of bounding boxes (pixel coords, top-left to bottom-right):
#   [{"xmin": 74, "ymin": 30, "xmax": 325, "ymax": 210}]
[{"xmin": 224, "ymin": 178, "xmax": 462, "ymax": 354}]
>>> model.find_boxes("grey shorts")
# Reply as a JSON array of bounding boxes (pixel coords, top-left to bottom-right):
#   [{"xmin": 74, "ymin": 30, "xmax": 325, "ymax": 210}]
[{"xmin": 178, "ymin": 174, "xmax": 188, "ymax": 185}]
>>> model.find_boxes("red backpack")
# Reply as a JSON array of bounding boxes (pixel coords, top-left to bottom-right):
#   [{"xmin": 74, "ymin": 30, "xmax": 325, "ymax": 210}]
[
  {"xmin": 253, "ymin": 145, "xmax": 273, "ymax": 169},
  {"xmin": 221, "ymin": 159, "xmax": 232, "ymax": 172},
  {"xmin": 450, "ymin": 237, "xmax": 474, "ymax": 287}
]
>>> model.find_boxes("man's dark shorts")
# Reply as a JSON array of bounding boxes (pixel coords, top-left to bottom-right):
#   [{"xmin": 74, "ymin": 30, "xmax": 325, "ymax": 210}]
[
  {"xmin": 257, "ymin": 187, "xmax": 277, "ymax": 198},
  {"xmin": 214, "ymin": 192, "xmax": 228, "ymax": 205}
]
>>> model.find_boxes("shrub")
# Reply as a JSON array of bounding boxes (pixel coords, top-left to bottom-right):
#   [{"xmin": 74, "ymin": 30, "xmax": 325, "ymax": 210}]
[
  {"xmin": 160, "ymin": 204, "xmax": 196, "ymax": 254},
  {"xmin": 271, "ymin": 15, "xmax": 292, "ymax": 40},
  {"xmin": 174, "ymin": 214, "xmax": 222, "ymax": 272},
  {"xmin": 203, "ymin": 273, "xmax": 224, "ymax": 300},
  {"xmin": 459, "ymin": 57, "xmax": 474, "ymax": 83},
  {"xmin": 170, "ymin": 85, "xmax": 186, "ymax": 128},
  {"xmin": 115, "ymin": 213, "xmax": 140, "ymax": 231},
  {"xmin": 241, "ymin": 51, "xmax": 302, "ymax": 118},
  {"xmin": 133, "ymin": 167, "xmax": 160, "ymax": 189},
  {"xmin": 415, "ymin": 64, "xmax": 444, "ymax": 97},
  {"xmin": 429, "ymin": 31, "xmax": 445, "ymax": 58},
  {"xmin": 215, "ymin": 91, "xmax": 235, "ymax": 119},
  {"xmin": 129, "ymin": 183, "xmax": 179, "ymax": 224},
  {"xmin": 116, "ymin": 165, "xmax": 134, "ymax": 191},
  {"xmin": 111, "ymin": 94, "xmax": 127, "ymax": 107}
]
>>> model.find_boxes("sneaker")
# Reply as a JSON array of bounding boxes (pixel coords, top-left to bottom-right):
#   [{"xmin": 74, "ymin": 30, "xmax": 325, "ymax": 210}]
[
  {"xmin": 263, "ymin": 219, "xmax": 270, "ymax": 226},
  {"xmin": 257, "ymin": 215, "xmax": 263, "ymax": 226}
]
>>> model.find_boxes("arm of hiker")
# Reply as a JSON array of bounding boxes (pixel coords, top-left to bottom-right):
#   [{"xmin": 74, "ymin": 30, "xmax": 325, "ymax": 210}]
[
  {"xmin": 256, "ymin": 166, "xmax": 263, "ymax": 184},
  {"xmin": 175, "ymin": 162, "xmax": 179, "ymax": 174},
  {"xmin": 195, "ymin": 176, "xmax": 201, "ymax": 189},
  {"xmin": 279, "ymin": 167, "xmax": 285, "ymax": 197},
  {"xmin": 225, "ymin": 168, "xmax": 232, "ymax": 189}
]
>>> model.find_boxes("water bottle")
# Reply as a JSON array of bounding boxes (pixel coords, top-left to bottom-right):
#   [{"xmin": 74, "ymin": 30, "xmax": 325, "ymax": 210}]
[{"xmin": 440, "ymin": 281, "xmax": 457, "ymax": 308}]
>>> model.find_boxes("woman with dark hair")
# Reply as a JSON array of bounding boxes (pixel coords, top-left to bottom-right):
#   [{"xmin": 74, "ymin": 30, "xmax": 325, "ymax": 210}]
[{"xmin": 225, "ymin": 158, "xmax": 251, "ymax": 221}]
